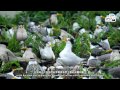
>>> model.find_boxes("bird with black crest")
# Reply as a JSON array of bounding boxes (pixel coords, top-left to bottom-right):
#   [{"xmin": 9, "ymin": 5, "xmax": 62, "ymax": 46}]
[
  {"xmin": 39, "ymin": 42, "xmax": 55, "ymax": 61},
  {"xmin": 95, "ymin": 13, "xmax": 105, "ymax": 25},
  {"xmin": 22, "ymin": 45, "xmax": 39, "ymax": 62},
  {"xmin": 87, "ymin": 52, "xmax": 101, "ymax": 68},
  {"xmin": 55, "ymin": 38, "xmax": 85, "ymax": 66},
  {"xmin": 25, "ymin": 58, "xmax": 45, "ymax": 79},
  {"xmin": 90, "ymin": 41, "xmax": 104, "ymax": 57},
  {"xmin": 94, "ymin": 24, "xmax": 104, "ymax": 38},
  {"xmin": 0, "ymin": 67, "xmax": 23, "ymax": 79},
  {"xmin": 41, "ymin": 25, "xmax": 55, "ymax": 43},
  {"xmin": 43, "ymin": 11, "xmax": 62, "ymax": 26}
]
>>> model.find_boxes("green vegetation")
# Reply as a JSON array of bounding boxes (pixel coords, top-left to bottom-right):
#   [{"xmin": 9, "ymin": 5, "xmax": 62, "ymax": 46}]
[{"xmin": 0, "ymin": 61, "xmax": 20, "ymax": 73}]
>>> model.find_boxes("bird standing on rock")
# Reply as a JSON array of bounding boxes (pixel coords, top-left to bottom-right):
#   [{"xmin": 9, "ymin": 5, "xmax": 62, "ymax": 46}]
[
  {"xmin": 22, "ymin": 45, "xmax": 38, "ymax": 62},
  {"xmin": 26, "ymin": 60, "xmax": 44, "ymax": 79}
]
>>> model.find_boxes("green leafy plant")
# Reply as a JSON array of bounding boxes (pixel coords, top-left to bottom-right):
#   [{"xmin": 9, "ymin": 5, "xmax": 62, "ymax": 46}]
[
  {"xmin": 0, "ymin": 60, "xmax": 20, "ymax": 73},
  {"xmin": 53, "ymin": 41, "xmax": 66, "ymax": 57}
]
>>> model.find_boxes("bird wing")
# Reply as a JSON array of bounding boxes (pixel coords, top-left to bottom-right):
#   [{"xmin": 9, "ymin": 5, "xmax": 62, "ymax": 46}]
[
  {"xmin": 39, "ymin": 47, "xmax": 51, "ymax": 59},
  {"xmin": 69, "ymin": 52, "xmax": 85, "ymax": 62},
  {"xmin": 97, "ymin": 53, "xmax": 111, "ymax": 62},
  {"xmin": 39, "ymin": 47, "xmax": 44, "ymax": 56},
  {"xmin": 99, "ymin": 40, "xmax": 110, "ymax": 50},
  {"xmin": 6, "ymin": 49, "xmax": 17, "ymax": 61},
  {"xmin": 49, "ymin": 48, "xmax": 55, "ymax": 60}
]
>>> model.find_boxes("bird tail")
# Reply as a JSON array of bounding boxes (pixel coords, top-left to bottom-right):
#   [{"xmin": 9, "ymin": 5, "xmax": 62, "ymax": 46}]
[{"xmin": 78, "ymin": 58, "xmax": 86, "ymax": 62}]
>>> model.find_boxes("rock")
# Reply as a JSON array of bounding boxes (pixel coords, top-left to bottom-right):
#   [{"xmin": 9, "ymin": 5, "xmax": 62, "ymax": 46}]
[
  {"xmin": 19, "ymin": 61, "xmax": 28, "ymax": 70},
  {"xmin": 109, "ymin": 67, "xmax": 120, "ymax": 78}
]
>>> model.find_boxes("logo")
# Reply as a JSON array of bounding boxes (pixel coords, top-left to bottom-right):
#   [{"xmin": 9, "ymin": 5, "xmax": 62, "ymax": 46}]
[{"xmin": 105, "ymin": 13, "xmax": 116, "ymax": 22}]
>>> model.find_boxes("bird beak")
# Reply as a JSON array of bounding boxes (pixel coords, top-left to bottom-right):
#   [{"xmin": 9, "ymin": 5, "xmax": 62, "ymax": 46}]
[
  {"xmin": 16, "ymin": 67, "xmax": 23, "ymax": 70},
  {"xmin": 49, "ymin": 44, "xmax": 52, "ymax": 47},
  {"xmin": 62, "ymin": 37, "xmax": 67, "ymax": 42},
  {"xmin": 57, "ymin": 13, "xmax": 63, "ymax": 16},
  {"xmin": 108, "ymin": 37, "xmax": 110, "ymax": 39},
  {"xmin": 21, "ymin": 47, "xmax": 28, "ymax": 51},
  {"xmin": 96, "ymin": 26, "xmax": 99, "ymax": 29},
  {"xmin": 100, "ymin": 23, "xmax": 104, "ymax": 26},
  {"xmin": 12, "ymin": 69, "xmax": 16, "ymax": 72},
  {"xmin": 100, "ymin": 16, "xmax": 105, "ymax": 19}
]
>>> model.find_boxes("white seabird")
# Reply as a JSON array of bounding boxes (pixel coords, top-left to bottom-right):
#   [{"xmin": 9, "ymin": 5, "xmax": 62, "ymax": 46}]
[
  {"xmin": 22, "ymin": 46, "xmax": 38, "ymax": 61},
  {"xmin": 94, "ymin": 25, "xmax": 104, "ymax": 37},
  {"xmin": 16, "ymin": 24, "xmax": 27, "ymax": 41},
  {"xmin": 95, "ymin": 15, "xmax": 105, "ymax": 25},
  {"xmin": 26, "ymin": 60, "xmax": 44, "ymax": 79},
  {"xmin": 43, "ymin": 11, "xmax": 62, "ymax": 26},
  {"xmin": 39, "ymin": 42, "xmax": 55, "ymax": 61},
  {"xmin": 55, "ymin": 38, "xmax": 85, "ymax": 66}
]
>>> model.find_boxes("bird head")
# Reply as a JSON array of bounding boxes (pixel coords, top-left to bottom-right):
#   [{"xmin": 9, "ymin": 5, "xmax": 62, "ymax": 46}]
[
  {"xmin": 96, "ymin": 25, "xmax": 100, "ymax": 29},
  {"xmin": 46, "ymin": 42, "xmax": 54, "ymax": 47},
  {"xmin": 18, "ymin": 25, "xmax": 24, "ymax": 29},
  {"xmin": 21, "ymin": 47, "xmax": 28, "ymax": 51},
  {"xmin": 64, "ymin": 38, "xmax": 75, "ymax": 44}
]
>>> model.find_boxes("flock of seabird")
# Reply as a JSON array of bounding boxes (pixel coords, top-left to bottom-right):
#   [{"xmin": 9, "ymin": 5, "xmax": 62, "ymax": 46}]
[{"xmin": 0, "ymin": 11, "xmax": 120, "ymax": 79}]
